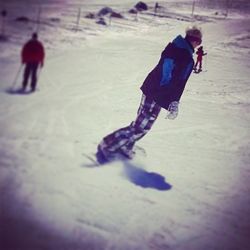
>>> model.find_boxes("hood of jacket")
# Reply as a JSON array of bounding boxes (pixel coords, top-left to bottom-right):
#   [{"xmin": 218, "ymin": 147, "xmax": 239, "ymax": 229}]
[{"xmin": 172, "ymin": 35, "xmax": 194, "ymax": 56}]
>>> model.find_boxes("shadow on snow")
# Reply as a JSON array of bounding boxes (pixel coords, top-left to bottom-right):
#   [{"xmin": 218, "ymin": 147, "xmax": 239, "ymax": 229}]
[
  {"xmin": 81, "ymin": 155, "xmax": 172, "ymax": 191},
  {"xmin": 4, "ymin": 87, "xmax": 34, "ymax": 95},
  {"xmin": 122, "ymin": 161, "xmax": 172, "ymax": 191}
]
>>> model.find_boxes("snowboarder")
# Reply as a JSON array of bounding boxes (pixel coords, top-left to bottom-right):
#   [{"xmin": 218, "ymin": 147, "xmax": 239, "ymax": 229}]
[
  {"xmin": 96, "ymin": 26, "xmax": 203, "ymax": 164},
  {"xmin": 21, "ymin": 32, "xmax": 45, "ymax": 92},
  {"xmin": 193, "ymin": 45, "xmax": 206, "ymax": 73}
]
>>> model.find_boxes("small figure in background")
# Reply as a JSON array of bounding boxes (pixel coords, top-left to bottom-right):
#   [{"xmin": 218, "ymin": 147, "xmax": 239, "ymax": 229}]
[
  {"xmin": 193, "ymin": 46, "xmax": 207, "ymax": 73},
  {"xmin": 154, "ymin": 2, "xmax": 159, "ymax": 15},
  {"xmin": 21, "ymin": 32, "xmax": 45, "ymax": 92}
]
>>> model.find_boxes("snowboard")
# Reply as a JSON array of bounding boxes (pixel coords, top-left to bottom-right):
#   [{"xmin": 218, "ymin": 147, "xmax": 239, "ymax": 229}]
[{"xmin": 82, "ymin": 145, "xmax": 146, "ymax": 167}]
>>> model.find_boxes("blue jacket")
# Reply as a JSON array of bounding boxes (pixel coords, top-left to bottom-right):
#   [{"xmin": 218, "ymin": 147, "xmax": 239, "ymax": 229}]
[{"xmin": 140, "ymin": 35, "xmax": 194, "ymax": 110}]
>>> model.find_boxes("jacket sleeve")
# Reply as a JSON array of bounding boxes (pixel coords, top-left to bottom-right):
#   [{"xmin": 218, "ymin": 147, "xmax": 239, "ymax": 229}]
[{"xmin": 160, "ymin": 58, "xmax": 174, "ymax": 86}]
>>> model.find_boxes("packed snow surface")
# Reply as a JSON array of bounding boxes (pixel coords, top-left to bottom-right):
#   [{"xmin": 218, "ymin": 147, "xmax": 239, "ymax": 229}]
[{"xmin": 0, "ymin": 0, "xmax": 250, "ymax": 250}]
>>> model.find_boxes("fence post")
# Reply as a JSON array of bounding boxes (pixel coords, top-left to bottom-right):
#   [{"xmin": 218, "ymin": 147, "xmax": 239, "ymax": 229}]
[
  {"xmin": 75, "ymin": 7, "xmax": 81, "ymax": 31},
  {"xmin": 225, "ymin": 0, "xmax": 230, "ymax": 17},
  {"xmin": 191, "ymin": 1, "xmax": 195, "ymax": 16},
  {"xmin": 1, "ymin": 9, "xmax": 7, "ymax": 36},
  {"xmin": 109, "ymin": 13, "xmax": 112, "ymax": 26},
  {"xmin": 36, "ymin": 5, "xmax": 42, "ymax": 33}
]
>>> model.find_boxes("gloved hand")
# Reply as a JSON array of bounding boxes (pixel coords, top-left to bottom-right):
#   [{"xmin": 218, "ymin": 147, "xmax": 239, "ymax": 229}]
[{"xmin": 166, "ymin": 101, "xmax": 179, "ymax": 120}]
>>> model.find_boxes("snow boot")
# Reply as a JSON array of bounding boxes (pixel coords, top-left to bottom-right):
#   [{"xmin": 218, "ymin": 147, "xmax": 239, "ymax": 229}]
[{"xmin": 96, "ymin": 145, "xmax": 109, "ymax": 164}]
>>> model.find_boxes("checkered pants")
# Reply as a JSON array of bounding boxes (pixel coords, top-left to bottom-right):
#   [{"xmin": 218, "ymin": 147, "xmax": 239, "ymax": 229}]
[{"xmin": 98, "ymin": 94, "xmax": 161, "ymax": 158}]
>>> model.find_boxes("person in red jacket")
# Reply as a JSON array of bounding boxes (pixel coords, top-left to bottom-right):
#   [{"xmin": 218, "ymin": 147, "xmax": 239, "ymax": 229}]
[
  {"xmin": 193, "ymin": 46, "xmax": 206, "ymax": 72},
  {"xmin": 21, "ymin": 32, "xmax": 45, "ymax": 92}
]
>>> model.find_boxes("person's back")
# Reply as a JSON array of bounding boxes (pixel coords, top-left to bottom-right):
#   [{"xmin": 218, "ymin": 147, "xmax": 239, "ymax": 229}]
[
  {"xmin": 196, "ymin": 46, "xmax": 204, "ymax": 58},
  {"xmin": 21, "ymin": 33, "xmax": 45, "ymax": 92},
  {"xmin": 22, "ymin": 34, "xmax": 44, "ymax": 65},
  {"xmin": 140, "ymin": 34, "xmax": 195, "ymax": 109}
]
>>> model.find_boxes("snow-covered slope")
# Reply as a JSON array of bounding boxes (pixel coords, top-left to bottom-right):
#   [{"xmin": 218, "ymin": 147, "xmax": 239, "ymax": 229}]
[{"xmin": 1, "ymin": 1, "xmax": 250, "ymax": 250}]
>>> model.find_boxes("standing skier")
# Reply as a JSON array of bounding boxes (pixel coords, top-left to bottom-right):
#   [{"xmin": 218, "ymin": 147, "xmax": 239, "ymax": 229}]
[
  {"xmin": 96, "ymin": 26, "xmax": 203, "ymax": 164},
  {"xmin": 21, "ymin": 32, "xmax": 45, "ymax": 92},
  {"xmin": 193, "ymin": 45, "xmax": 207, "ymax": 72}
]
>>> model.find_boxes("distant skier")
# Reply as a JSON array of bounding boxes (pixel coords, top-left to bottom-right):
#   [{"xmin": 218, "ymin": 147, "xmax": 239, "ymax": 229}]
[
  {"xmin": 21, "ymin": 32, "xmax": 45, "ymax": 92},
  {"xmin": 96, "ymin": 26, "xmax": 203, "ymax": 164},
  {"xmin": 193, "ymin": 45, "xmax": 206, "ymax": 72}
]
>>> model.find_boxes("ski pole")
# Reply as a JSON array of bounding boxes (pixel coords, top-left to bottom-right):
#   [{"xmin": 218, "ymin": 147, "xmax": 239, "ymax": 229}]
[
  {"xmin": 35, "ymin": 66, "xmax": 43, "ymax": 90},
  {"xmin": 11, "ymin": 64, "xmax": 23, "ymax": 90},
  {"xmin": 204, "ymin": 53, "xmax": 207, "ymax": 72}
]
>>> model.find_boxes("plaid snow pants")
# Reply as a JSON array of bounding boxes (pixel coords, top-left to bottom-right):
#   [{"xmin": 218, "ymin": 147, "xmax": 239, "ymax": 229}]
[{"xmin": 98, "ymin": 94, "xmax": 161, "ymax": 158}]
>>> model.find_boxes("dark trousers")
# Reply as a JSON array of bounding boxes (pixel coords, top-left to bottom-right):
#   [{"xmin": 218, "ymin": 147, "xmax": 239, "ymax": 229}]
[
  {"xmin": 98, "ymin": 94, "xmax": 161, "ymax": 159},
  {"xmin": 22, "ymin": 63, "xmax": 39, "ymax": 91}
]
